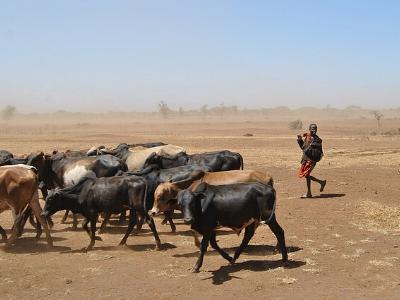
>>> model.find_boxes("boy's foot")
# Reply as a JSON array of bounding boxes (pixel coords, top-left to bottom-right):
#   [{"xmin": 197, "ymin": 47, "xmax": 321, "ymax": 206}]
[
  {"xmin": 320, "ymin": 180, "xmax": 327, "ymax": 192},
  {"xmin": 300, "ymin": 194, "xmax": 313, "ymax": 199}
]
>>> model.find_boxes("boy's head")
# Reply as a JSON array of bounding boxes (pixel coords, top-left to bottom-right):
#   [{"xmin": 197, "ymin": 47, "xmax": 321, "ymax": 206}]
[{"xmin": 309, "ymin": 123, "xmax": 317, "ymax": 135}]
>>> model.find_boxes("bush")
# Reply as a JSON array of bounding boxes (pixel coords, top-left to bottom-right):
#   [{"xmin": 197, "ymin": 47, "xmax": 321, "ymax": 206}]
[{"xmin": 288, "ymin": 119, "xmax": 303, "ymax": 130}]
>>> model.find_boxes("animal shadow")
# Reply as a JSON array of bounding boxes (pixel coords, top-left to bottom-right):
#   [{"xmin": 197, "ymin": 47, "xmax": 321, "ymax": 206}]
[
  {"xmin": 313, "ymin": 193, "xmax": 346, "ymax": 199},
  {"xmin": 205, "ymin": 259, "xmax": 306, "ymax": 285},
  {"xmin": 2, "ymin": 237, "xmax": 70, "ymax": 254},
  {"xmin": 127, "ymin": 242, "xmax": 176, "ymax": 252},
  {"xmin": 173, "ymin": 244, "xmax": 302, "ymax": 258}
]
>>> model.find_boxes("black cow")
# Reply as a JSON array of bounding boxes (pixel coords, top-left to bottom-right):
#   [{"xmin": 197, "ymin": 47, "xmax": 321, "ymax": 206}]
[
  {"xmin": 30, "ymin": 152, "xmax": 127, "ymax": 229},
  {"xmin": 0, "ymin": 150, "xmax": 28, "ymax": 166},
  {"xmin": 177, "ymin": 182, "xmax": 288, "ymax": 272},
  {"xmin": 41, "ymin": 173, "xmax": 161, "ymax": 251},
  {"xmin": 141, "ymin": 150, "xmax": 243, "ymax": 171}
]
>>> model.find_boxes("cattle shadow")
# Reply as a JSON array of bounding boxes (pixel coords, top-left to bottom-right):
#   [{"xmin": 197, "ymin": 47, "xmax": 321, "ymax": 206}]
[
  {"xmin": 173, "ymin": 244, "xmax": 302, "ymax": 258},
  {"xmin": 159, "ymin": 229, "xmax": 234, "ymax": 238},
  {"xmin": 313, "ymin": 193, "xmax": 346, "ymax": 199},
  {"xmin": 204, "ymin": 259, "xmax": 306, "ymax": 285},
  {"xmin": 60, "ymin": 242, "xmax": 177, "ymax": 253},
  {"xmin": 2, "ymin": 237, "xmax": 71, "ymax": 254}
]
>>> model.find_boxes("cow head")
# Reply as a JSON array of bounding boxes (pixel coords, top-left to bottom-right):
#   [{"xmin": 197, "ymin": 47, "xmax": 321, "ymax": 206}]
[
  {"xmin": 41, "ymin": 188, "xmax": 64, "ymax": 217},
  {"xmin": 177, "ymin": 183, "xmax": 214, "ymax": 225},
  {"xmin": 152, "ymin": 183, "xmax": 179, "ymax": 215},
  {"xmin": 177, "ymin": 189, "xmax": 197, "ymax": 224}
]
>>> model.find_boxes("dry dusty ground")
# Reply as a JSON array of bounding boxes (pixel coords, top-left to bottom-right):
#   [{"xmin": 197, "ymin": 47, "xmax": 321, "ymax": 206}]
[{"xmin": 1, "ymin": 119, "xmax": 400, "ymax": 300}]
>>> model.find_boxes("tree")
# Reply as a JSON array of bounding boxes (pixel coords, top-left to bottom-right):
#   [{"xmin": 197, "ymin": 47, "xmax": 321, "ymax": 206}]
[
  {"xmin": 179, "ymin": 107, "xmax": 184, "ymax": 117},
  {"xmin": 200, "ymin": 105, "xmax": 208, "ymax": 119},
  {"xmin": 158, "ymin": 101, "xmax": 171, "ymax": 119},
  {"xmin": 288, "ymin": 119, "xmax": 303, "ymax": 130},
  {"xmin": 1, "ymin": 105, "xmax": 16, "ymax": 121},
  {"xmin": 217, "ymin": 103, "xmax": 226, "ymax": 119},
  {"xmin": 371, "ymin": 111, "xmax": 383, "ymax": 132}
]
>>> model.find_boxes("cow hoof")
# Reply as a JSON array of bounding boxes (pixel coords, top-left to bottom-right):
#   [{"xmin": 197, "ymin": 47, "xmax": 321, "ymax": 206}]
[
  {"xmin": 94, "ymin": 236, "xmax": 102, "ymax": 241},
  {"xmin": 229, "ymin": 258, "xmax": 236, "ymax": 265},
  {"xmin": 82, "ymin": 247, "xmax": 92, "ymax": 253},
  {"xmin": 155, "ymin": 243, "xmax": 162, "ymax": 251},
  {"xmin": 282, "ymin": 259, "xmax": 290, "ymax": 266},
  {"xmin": 191, "ymin": 268, "xmax": 200, "ymax": 273},
  {"xmin": 46, "ymin": 242, "xmax": 54, "ymax": 249}
]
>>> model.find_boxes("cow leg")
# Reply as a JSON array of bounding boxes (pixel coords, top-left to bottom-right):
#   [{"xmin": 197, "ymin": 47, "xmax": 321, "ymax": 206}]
[
  {"xmin": 209, "ymin": 232, "xmax": 233, "ymax": 263},
  {"xmin": 118, "ymin": 210, "xmax": 127, "ymax": 224},
  {"xmin": 84, "ymin": 216, "xmax": 97, "ymax": 252},
  {"xmin": 35, "ymin": 216, "xmax": 43, "ymax": 239},
  {"xmin": 6, "ymin": 216, "xmax": 22, "ymax": 247},
  {"xmin": 145, "ymin": 216, "xmax": 162, "ymax": 250},
  {"xmin": 27, "ymin": 208, "xmax": 37, "ymax": 228},
  {"xmin": 192, "ymin": 233, "xmax": 210, "ymax": 273},
  {"xmin": 98, "ymin": 212, "xmax": 111, "ymax": 234},
  {"xmin": 83, "ymin": 218, "xmax": 102, "ymax": 240},
  {"xmin": 0, "ymin": 225, "xmax": 7, "ymax": 240},
  {"xmin": 232, "ymin": 223, "xmax": 256, "ymax": 263},
  {"xmin": 192, "ymin": 231, "xmax": 201, "ymax": 248},
  {"xmin": 135, "ymin": 212, "xmax": 144, "ymax": 232},
  {"xmin": 61, "ymin": 210, "xmax": 69, "ymax": 223},
  {"xmin": 29, "ymin": 196, "xmax": 53, "ymax": 247},
  {"xmin": 39, "ymin": 187, "xmax": 53, "ymax": 228},
  {"xmin": 119, "ymin": 209, "xmax": 137, "ymax": 246},
  {"xmin": 72, "ymin": 214, "xmax": 78, "ymax": 230},
  {"xmin": 267, "ymin": 216, "xmax": 288, "ymax": 262},
  {"xmin": 82, "ymin": 218, "xmax": 90, "ymax": 236},
  {"xmin": 15, "ymin": 206, "xmax": 32, "ymax": 237},
  {"xmin": 164, "ymin": 210, "xmax": 176, "ymax": 232}
]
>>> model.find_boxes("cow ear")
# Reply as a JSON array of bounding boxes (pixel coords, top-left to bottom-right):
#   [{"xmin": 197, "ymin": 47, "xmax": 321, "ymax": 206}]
[{"xmin": 200, "ymin": 192, "xmax": 214, "ymax": 213}]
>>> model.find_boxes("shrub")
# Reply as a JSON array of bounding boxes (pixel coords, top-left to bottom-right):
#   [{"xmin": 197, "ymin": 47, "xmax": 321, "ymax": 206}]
[{"xmin": 288, "ymin": 119, "xmax": 303, "ymax": 130}]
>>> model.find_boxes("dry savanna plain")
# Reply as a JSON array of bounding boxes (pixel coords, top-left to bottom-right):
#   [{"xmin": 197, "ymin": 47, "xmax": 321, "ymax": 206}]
[{"xmin": 0, "ymin": 117, "xmax": 399, "ymax": 300}]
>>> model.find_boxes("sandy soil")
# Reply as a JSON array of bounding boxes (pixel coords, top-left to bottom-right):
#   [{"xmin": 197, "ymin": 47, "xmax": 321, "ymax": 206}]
[{"xmin": 1, "ymin": 119, "xmax": 399, "ymax": 300}]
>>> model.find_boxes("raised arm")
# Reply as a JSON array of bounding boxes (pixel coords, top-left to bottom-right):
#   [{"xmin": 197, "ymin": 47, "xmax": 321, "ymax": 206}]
[{"xmin": 297, "ymin": 135, "xmax": 304, "ymax": 149}]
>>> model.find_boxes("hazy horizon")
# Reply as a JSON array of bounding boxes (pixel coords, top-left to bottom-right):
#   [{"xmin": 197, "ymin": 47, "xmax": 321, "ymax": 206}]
[{"xmin": 1, "ymin": 1, "xmax": 399, "ymax": 113}]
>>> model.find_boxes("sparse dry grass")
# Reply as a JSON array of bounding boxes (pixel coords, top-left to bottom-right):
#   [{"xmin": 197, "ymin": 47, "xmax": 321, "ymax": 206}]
[{"xmin": 353, "ymin": 200, "xmax": 400, "ymax": 234}]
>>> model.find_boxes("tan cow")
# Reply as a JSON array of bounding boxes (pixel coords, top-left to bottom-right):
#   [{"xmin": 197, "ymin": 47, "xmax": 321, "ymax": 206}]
[
  {"xmin": 151, "ymin": 169, "xmax": 273, "ymax": 215},
  {"xmin": 105, "ymin": 144, "xmax": 186, "ymax": 171},
  {"xmin": 0, "ymin": 165, "xmax": 52, "ymax": 247}
]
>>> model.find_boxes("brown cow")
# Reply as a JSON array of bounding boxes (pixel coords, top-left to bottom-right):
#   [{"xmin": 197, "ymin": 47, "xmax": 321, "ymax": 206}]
[
  {"xmin": 151, "ymin": 169, "xmax": 273, "ymax": 216},
  {"xmin": 0, "ymin": 165, "xmax": 52, "ymax": 247}
]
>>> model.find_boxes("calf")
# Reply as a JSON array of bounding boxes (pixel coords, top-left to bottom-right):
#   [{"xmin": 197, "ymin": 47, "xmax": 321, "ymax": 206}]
[
  {"xmin": 177, "ymin": 182, "xmax": 287, "ymax": 272},
  {"xmin": 0, "ymin": 165, "xmax": 52, "ymax": 247},
  {"xmin": 41, "ymin": 174, "xmax": 161, "ymax": 251}
]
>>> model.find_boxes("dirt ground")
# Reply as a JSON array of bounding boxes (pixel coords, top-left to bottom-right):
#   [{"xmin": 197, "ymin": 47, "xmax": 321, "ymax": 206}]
[{"xmin": 1, "ymin": 119, "xmax": 399, "ymax": 300}]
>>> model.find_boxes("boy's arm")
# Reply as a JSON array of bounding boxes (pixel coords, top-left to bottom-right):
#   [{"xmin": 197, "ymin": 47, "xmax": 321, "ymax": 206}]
[{"xmin": 297, "ymin": 135, "xmax": 304, "ymax": 148}]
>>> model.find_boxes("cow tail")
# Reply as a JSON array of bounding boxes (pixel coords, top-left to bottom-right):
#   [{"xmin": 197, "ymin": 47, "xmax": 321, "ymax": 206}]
[
  {"xmin": 143, "ymin": 181, "xmax": 149, "ymax": 216},
  {"xmin": 263, "ymin": 189, "xmax": 276, "ymax": 224},
  {"xmin": 239, "ymin": 154, "xmax": 244, "ymax": 170}
]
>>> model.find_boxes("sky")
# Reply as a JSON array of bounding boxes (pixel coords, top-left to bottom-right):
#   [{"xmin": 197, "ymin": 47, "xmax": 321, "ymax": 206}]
[{"xmin": 0, "ymin": 0, "xmax": 399, "ymax": 112}]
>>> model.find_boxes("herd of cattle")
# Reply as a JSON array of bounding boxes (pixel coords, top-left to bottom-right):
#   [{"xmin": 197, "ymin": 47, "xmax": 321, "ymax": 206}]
[{"xmin": 0, "ymin": 142, "xmax": 287, "ymax": 272}]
